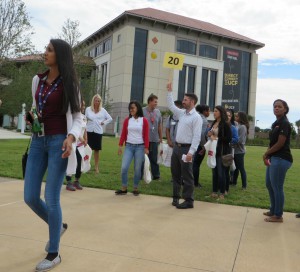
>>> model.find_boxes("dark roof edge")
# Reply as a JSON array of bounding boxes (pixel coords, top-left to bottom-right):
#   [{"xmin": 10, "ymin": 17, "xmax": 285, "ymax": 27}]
[{"xmin": 77, "ymin": 9, "xmax": 265, "ymax": 49}]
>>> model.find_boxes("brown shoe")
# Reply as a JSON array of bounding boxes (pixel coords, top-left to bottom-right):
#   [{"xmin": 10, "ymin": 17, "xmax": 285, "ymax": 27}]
[{"xmin": 264, "ymin": 216, "xmax": 283, "ymax": 223}]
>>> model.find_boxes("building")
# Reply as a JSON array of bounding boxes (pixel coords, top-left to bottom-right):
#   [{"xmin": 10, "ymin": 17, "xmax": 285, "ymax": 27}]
[{"xmin": 77, "ymin": 7, "xmax": 264, "ymax": 136}]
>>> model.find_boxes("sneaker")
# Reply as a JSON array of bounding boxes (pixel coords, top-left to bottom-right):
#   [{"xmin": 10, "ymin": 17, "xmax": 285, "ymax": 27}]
[
  {"xmin": 66, "ymin": 182, "xmax": 76, "ymax": 191},
  {"xmin": 45, "ymin": 223, "xmax": 68, "ymax": 252},
  {"xmin": 73, "ymin": 181, "xmax": 83, "ymax": 190},
  {"xmin": 36, "ymin": 255, "xmax": 61, "ymax": 272}
]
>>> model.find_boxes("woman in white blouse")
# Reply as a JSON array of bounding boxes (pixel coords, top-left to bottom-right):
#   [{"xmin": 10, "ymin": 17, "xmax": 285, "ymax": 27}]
[{"xmin": 85, "ymin": 94, "xmax": 112, "ymax": 173}]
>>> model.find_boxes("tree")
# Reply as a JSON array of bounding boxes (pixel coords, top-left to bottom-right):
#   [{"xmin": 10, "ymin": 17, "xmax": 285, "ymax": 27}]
[
  {"xmin": 0, "ymin": 0, "xmax": 35, "ymax": 60},
  {"xmin": 57, "ymin": 19, "xmax": 81, "ymax": 47}
]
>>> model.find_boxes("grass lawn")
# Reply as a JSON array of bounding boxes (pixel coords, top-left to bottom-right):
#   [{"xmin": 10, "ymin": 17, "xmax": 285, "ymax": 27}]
[{"xmin": 0, "ymin": 136, "xmax": 299, "ymax": 212}]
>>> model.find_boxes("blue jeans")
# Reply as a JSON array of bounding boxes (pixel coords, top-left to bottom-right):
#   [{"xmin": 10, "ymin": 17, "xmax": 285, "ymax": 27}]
[
  {"xmin": 24, "ymin": 134, "xmax": 68, "ymax": 253},
  {"xmin": 212, "ymin": 156, "xmax": 226, "ymax": 194},
  {"xmin": 233, "ymin": 153, "xmax": 247, "ymax": 188},
  {"xmin": 121, "ymin": 143, "xmax": 145, "ymax": 188},
  {"xmin": 265, "ymin": 157, "xmax": 292, "ymax": 217}
]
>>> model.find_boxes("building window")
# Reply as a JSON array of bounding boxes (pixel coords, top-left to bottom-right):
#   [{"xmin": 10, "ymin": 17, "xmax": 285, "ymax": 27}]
[
  {"xmin": 100, "ymin": 63, "xmax": 108, "ymax": 95},
  {"xmin": 117, "ymin": 34, "xmax": 121, "ymax": 43},
  {"xmin": 103, "ymin": 38, "xmax": 112, "ymax": 53},
  {"xmin": 178, "ymin": 65, "xmax": 196, "ymax": 100},
  {"xmin": 199, "ymin": 44, "xmax": 218, "ymax": 59},
  {"xmin": 200, "ymin": 69, "xmax": 217, "ymax": 110},
  {"xmin": 176, "ymin": 39, "xmax": 196, "ymax": 55},
  {"xmin": 131, "ymin": 28, "xmax": 148, "ymax": 102}
]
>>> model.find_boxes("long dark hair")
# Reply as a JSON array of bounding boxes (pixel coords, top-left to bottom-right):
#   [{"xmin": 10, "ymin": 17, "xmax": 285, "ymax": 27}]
[
  {"xmin": 226, "ymin": 109, "xmax": 235, "ymax": 126},
  {"xmin": 212, "ymin": 105, "xmax": 228, "ymax": 125},
  {"xmin": 237, "ymin": 111, "xmax": 249, "ymax": 134},
  {"xmin": 128, "ymin": 101, "xmax": 143, "ymax": 118},
  {"xmin": 50, "ymin": 39, "xmax": 81, "ymax": 113}
]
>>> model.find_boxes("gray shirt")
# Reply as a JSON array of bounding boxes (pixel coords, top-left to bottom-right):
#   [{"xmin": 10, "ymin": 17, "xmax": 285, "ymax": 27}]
[
  {"xmin": 167, "ymin": 92, "xmax": 202, "ymax": 155},
  {"xmin": 234, "ymin": 124, "xmax": 247, "ymax": 154},
  {"xmin": 143, "ymin": 107, "xmax": 162, "ymax": 142},
  {"xmin": 166, "ymin": 114, "xmax": 179, "ymax": 145}
]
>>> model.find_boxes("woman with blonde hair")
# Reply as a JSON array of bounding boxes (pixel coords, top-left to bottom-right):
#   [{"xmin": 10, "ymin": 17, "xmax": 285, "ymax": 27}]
[{"xmin": 85, "ymin": 94, "xmax": 112, "ymax": 173}]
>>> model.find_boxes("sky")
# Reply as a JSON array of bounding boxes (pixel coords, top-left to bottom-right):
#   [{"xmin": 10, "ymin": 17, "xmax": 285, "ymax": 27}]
[{"xmin": 24, "ymin": 0, "xmax": 300, "ymax": 129}]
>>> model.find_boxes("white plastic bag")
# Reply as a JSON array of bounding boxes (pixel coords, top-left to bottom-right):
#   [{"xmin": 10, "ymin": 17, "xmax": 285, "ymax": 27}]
[
  {"xmin": 78, "ymin": 144, "xmax": 92, "ymax": 173},
  {"xmin": 144, "ymin": 154, "xmax": 152, "ymax": 184},
  {"xmin": 204, "ymin": 139, "xmax": 217, "ymax": 168},
  {"xmin": 230, "ymin": 160, "xmax": 236, "ymax": 171},
  {"xmin": 163, "ymin": 145, "xmax": 173, "ymax": 167}
]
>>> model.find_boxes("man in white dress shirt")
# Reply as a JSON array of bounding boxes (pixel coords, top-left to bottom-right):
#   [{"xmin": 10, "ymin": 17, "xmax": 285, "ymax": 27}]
[{"xmin": 166, "ymin": 82, "xmax": 202, "ymax": 209}]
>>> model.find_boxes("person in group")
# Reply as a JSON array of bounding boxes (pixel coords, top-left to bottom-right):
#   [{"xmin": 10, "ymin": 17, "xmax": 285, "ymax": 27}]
[
  {"xmin": 166, "ymin": 100, "xmax": 182, "ymax": 148},
  {"xmin": 232, "ymin": 111, "xmax": 249, "ymax": 189},
  {"xmin": 193, "ymin": 104, "xmax": 210, "ymax": 188},
  {"xmin": 207, "ymin": 106, "xmax": 232, "ymax": 200},
  {"xmin": 116, "ymin": 101, "xmax": 149, "ymax": 195},
  {"xmin": 166, "ymin": 82, "xmax": 202, "ymax": 209},
  {"xmin": 24, "ymin": 39, "xmax": 82, "ymax": 272},
  {"xmin": 263, "ymin": 99, "xmax": 293, "ymax": 223},
  {"xmin": 225, "ymin": 109, "xmax": 238, "ymax": 194},
  {"xmin": 166, "ymin": 100, "xmax": 182, "ymax": 181},
  {"xmin": 65, "ymin": 100, "xmax": 88, "ymax": 191},
  {"xmin": 143, "ymin": 94, "xmax": 163, "ymax": 180},
  {"xmin": 85, "ymin": 94, "xmax": 112, "ymax": 173}
]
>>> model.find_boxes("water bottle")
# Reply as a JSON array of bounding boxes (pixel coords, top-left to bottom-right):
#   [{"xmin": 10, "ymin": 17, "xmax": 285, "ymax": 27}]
[{"xmin": 31, "ymin": 107, "xmax": 42, "ymax": 133}]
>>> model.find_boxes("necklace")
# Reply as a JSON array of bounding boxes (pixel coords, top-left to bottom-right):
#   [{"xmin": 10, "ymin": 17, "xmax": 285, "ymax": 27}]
[{"xmin": 38, "ymin": 77, "xmax": 62, "ymax": 116}]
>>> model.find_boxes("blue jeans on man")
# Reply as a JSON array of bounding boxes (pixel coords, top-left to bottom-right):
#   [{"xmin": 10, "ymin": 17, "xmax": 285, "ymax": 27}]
[
  {"xmin": 148, "ymin": 142, "xmax": 160, "ymax": 179},
  {"xmin": 265, "ymin": 156, "xmax": 292, "ymax": 217},
  {"xmin": 24, "ymin": 134, "xmax": 68, "ymax": 253}
]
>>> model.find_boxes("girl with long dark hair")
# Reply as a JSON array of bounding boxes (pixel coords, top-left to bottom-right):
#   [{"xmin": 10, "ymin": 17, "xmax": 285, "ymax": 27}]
[
  {"xmin": 233, "ymin": 111, "xmax": 249, "ymax": 189},
  {"xmin": 116, "ymin": 101, "xmax": 149, "ymax": 196},
  {"xmin": 24, "ymin": 39, "xmax": 82, "ymax": 271},
  {"xmin": 207, "ymin": 106, "xmax": 232, "ymax": 199}
]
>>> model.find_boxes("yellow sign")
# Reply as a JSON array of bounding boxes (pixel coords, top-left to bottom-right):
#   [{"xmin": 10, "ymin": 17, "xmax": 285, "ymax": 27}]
[{"xmin": 163, "ymin": 52, "xmax": 185, "ymax": 70}]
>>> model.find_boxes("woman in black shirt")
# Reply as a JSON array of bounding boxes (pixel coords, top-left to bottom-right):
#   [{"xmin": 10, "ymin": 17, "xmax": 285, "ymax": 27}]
[{"xmin": 263, "ymin": 99, "xmax": 293, "ymax": 223}]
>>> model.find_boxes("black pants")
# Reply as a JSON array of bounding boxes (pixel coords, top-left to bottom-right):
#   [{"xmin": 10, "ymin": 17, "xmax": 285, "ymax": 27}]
[
  {"xmin": 66, "ymin": 148, "xmax": 82, "ymax": 181},
  {"xmin": 192, "ymin": 145, "xmax": 206, "ymax": 186},
  {"xmin": 171, "ymin": 145, "xmax": 194, "ymax": 203},
  {"xmin": 212, "ymin": 156, "xmax": 226, "ymax": 194}
]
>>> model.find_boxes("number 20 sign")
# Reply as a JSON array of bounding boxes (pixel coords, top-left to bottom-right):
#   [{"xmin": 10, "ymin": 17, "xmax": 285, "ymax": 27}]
[{"xmin": 163, "ymin": 52, "xmax": 185, "ymax": 70}]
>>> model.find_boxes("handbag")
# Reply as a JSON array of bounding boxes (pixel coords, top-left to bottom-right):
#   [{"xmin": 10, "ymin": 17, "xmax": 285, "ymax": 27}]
[
  {"xmin": 77, "ymin": 144, "xmax": 92, "ymax": 173},
  {"xmin": 221, "ymin": 125, "xmax": 234, "ymax": 167},
  {"xmin": 22, "ymin": 137, "xmax": 32, "ymax": 178}
]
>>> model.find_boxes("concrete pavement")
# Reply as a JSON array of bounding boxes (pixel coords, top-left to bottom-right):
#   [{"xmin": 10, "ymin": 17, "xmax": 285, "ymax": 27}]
[
  {"xmin": 0, "ymin": 177, "xmax": 299, "ymax": 272},
  {"xmin": 0, "ymin": 127, "xmax": 30, "ymax": 139}
]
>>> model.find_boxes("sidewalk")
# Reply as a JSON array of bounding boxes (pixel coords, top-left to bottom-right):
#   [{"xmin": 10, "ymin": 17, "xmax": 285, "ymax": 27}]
[
  {"xmin": 0, "ymin": 177, "xmax": 299, "ymax": 272},
  {"xmin": 0, "ymin": 127, "xmax": 30, "ymax": 139}
]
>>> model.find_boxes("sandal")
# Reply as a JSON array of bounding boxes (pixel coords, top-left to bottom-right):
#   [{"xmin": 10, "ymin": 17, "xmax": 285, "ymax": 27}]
[
  {"xmin": 210, "ymin": 193, "xmax": 218, "ymax": 199},
  {"xmin": 264, "ymin": 216, "xmax": 283, "ymax": 223},
  {"xmin": 263, "ymin": 211, "xmax": 273, "ymax": 216},
  {"xmin": 115, "ymin": 189, "xmax": 127, "ymax": 195},
  {"xmin": 218, "ymin": 194, "xmax": 225, "ymax": 200}
]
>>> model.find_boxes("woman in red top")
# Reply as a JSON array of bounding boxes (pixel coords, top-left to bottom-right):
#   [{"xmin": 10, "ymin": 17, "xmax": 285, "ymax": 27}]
[{"xmin": 116, "ymin": 101, "xmax": 149, "ymax": 196}]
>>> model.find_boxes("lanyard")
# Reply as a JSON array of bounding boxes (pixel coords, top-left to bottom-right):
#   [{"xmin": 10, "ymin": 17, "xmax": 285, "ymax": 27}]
[
  {"xmin": 38, "ymin": 77, "xmax": 62, "ymax": 116},
  {"xmin": 147, "ymin": 110, "xmax": 156, "ymax": 124}
]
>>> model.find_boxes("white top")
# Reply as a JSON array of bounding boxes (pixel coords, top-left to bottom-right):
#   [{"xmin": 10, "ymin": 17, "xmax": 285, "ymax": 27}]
[
  {"xmin": 127, "ymin": 117, "xmax": 144, "ymax": 144},
  {"xmin": 85, "ymin": 106, "xmax": 113, "ymax": 134},
  {"xmin": 167, "ymin": 92, "xmax": 202, "ymax": 155}
]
